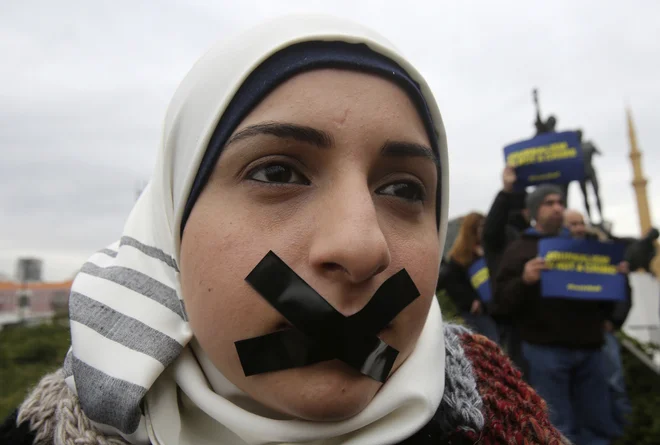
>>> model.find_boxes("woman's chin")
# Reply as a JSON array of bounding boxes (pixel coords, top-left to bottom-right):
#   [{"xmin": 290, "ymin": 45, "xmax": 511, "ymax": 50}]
[{"xmin": 243, "ymin": 360, "xmax": 382, "ymax": 421}]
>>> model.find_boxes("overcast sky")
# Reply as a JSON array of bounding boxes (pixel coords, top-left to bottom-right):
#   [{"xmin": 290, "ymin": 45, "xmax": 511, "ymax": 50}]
[{"xmin": 2, "ymin": 0, "xmax": 659, "ymax": 281}]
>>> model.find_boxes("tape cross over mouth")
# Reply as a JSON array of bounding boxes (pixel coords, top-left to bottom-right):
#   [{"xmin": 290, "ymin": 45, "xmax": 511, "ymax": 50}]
[{"xmin": 235, "ymin": 251, "xmax": 420, "ymax": 382}]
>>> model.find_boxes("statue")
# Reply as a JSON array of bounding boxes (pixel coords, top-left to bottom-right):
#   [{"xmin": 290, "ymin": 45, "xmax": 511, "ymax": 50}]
[
  {"xmin": 531, "ymin": 90, "xmax": 605, "ymax": 221},
  {"xmin": 533, "ymin": 89, "xmax": 573, "ymax": 207},
  {"xmin": 533, "ymin": 88, "xmax": 557, "ymax": 135},
  {"xmin": 625, "ymin": 227, "xmax": 659, "ymax": 275},
  {"xmin": 577, "ymin": 130, "xmax": 604, "ymax": 223}
]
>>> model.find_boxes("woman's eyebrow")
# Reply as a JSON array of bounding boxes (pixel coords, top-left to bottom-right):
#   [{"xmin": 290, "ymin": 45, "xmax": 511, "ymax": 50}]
[
  {"xmin": 225, "ymin": 122, "xmax": 438, "ymax": 167},
  {"xmin": 380, "ymin": 141, "xmax": 439, "ymax": 167},
  {"xmin": 226, "ymin": 121, "xmax": 334, "ymax": 148}
]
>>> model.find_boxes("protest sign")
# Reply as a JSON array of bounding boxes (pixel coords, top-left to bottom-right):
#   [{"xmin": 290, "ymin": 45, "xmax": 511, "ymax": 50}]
[
  {"xmin": 504, "ymin": 131, "xmax": 584, "ymax": 189},
  {"xmin": 468, "ymin": 258, "xmax": 491, "ymax": 303},
  {"xmin": 539, "ymin": 237, "xmax": 626, "ymax": 301}
]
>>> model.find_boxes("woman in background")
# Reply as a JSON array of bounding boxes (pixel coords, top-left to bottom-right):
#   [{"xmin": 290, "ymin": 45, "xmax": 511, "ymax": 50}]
[{"xmin": 439, "ymin": 212, "xmax": 500, "ymax": 342}]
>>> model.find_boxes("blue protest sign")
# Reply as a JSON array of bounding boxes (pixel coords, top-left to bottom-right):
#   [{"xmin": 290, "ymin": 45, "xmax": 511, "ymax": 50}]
[
  {"xmin": 538, "ymin": 238, "xmax": 626, "ymax": 301},
  {"xmin": 468, "ymin": 258, "xmax": 491, "ymax": 303},
  {"xmin": 504, "ymin": 131, "xmax": 584, "ymax": 189}
]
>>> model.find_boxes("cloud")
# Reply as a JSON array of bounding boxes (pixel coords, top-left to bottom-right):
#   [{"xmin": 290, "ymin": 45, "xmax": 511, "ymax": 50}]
[{"xmin": 2, "ymin": 0, "xmax": 659, "ymax": 280}]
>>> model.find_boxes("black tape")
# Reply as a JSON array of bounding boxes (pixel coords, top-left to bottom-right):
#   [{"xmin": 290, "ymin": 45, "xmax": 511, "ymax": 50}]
[
  {"xmin": 235, "ymin": 251, "xmax": 419, "ymax": 382},
  {"xmin": 235, "ymin": 329, "xmax": 330, "ymax": 376}
]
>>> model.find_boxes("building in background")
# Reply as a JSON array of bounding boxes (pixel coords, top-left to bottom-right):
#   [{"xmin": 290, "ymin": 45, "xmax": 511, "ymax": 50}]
[
  {"xmin": 0, "ymin": 257, "xmax": 72, "ymax": 329},
  {"xmin": 16, "ymin": 257, "xmax": 43, "ymax": 283}
]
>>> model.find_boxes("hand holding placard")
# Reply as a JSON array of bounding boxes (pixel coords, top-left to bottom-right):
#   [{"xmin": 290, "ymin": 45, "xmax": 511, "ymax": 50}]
[
  {"xmin": 502, "ymin": 166, "xmax": 517, "ymax": 193},
  {"xmin": 523, "ymin": 257, "xmax": 547, "ymax": 285},
  {"xmin": 616, "ymin": 261, "xmax": 630, "ymax": 275}
]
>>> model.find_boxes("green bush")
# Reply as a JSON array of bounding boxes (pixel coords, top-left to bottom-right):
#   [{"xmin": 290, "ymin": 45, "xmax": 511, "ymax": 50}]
[
  {"xmin": 0, "ymin": 323, "xmax": 71, "ymax": 419},
  {"xmin": 615, "ymin": 334, "xmax": 660, "ymax": 445},
  {"xmin": 436, "ymin": 289, "xmax": 462, "ymax": 324}
]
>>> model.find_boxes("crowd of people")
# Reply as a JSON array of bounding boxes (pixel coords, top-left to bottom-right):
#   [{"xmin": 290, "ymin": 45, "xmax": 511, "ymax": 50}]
[{"xmin": 438, "ymin": 166, "xmax": 634, "ymax": 445}]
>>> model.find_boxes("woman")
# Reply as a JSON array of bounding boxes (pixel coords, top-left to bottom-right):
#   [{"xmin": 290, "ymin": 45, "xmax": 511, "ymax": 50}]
[
  {"xmin": 439, "ymin": 212, "xmax": 499, "ymax": 342},
  {"xmin": 2, "ymin": 15, "xmax": 569, "ymax": 445}
]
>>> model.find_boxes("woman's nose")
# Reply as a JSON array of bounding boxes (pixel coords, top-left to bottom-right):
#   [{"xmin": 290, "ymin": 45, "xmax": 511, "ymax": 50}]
[{"xmin": 308, "ymin": 180, "xmax": 391, "ymax": 286}]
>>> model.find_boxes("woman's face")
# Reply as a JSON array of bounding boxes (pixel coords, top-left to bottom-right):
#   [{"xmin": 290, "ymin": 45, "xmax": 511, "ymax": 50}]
[
  {"xmin": 477, "ymin": 218, "xmax": 485, "ymax": 243},
  {"xmin": 180, "ymin": 69, "xmax": 440, "ymax": 421}
]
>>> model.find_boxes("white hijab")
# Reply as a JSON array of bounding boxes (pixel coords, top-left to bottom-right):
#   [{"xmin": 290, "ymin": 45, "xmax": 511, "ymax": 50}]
[{"xmin": 64, "ymin": 14, "xmax": 450, "ymax": 445}]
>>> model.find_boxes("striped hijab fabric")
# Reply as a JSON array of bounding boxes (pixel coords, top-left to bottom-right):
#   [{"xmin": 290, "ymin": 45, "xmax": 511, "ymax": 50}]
[
  {"xmin": 63, "ymin": 235, "xmax": 190, "ymax": 440},
  {"xmin": 63, "ymin": 14, "xmax": 450, "ymax": 445},
  {"xmin": 64, "ymin": 233, "xmax": 192, "ymax": 442}
]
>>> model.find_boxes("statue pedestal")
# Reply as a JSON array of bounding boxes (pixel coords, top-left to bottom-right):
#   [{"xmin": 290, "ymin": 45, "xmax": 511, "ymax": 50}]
[{"xmin": 623, "ymin": 272, "xmax": 660, "ymax": 367}]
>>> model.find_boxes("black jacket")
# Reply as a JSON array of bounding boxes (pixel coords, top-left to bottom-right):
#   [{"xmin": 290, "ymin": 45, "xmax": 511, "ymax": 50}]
[
  {"xmin": 482, "ymin": 190, "xmax": 529, "ymax": 318},
  {"xmin": 482, "ymin": 191, "xmax": 529, "ymax": 279},
  {"xmin": 0, "ymin": 410, "xmax": 35, "ymax": 445},
  {"xmin": 609, "ymin": 279, "xmax": 633, "ymax": 329},
  {"xmin": 437, "ymin": 258, "xmax": 481, "ymax": 313}
]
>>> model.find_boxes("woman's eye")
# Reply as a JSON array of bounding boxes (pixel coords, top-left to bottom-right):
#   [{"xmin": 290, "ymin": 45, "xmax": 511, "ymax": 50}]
[
  {"xmin": 247, "ymin": 163, "xmax": 310, "ymax": 185},
  {"xmin": 377, "ymin": 181, "xmax": 426, "ymax": 202}
]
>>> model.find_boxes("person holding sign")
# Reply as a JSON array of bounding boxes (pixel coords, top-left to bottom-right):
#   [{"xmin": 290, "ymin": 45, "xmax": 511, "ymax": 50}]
[
  {"xmin": 483, "ymin": 166, "xmax": 530, "ymax": 275},
  {"xmin": 494, "ymin": 185, "xmax": 619, "ymax": 445},
  {"xmin": 438, "ymin": 212, "xmax": 499, "ymax": 343},
  {"xmin": 482, "ymin": 165, "xmax": 530, "ymax": 373},
  {"xmin": 564, "ymin": 210, "xmax": 632, "ymax": 437}
]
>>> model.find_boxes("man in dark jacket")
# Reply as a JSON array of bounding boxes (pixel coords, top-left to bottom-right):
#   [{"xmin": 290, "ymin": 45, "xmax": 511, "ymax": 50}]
[
  {"xmin": 482, "ymin": 166, "xmax": 529, "ymax": 276},
  {"xmin": 481, "ymin": 166, "xmax": 530, "ymax": 370},
  {"xmin": 494, "ymin": 185, "xmax": 619, "ymax": 445},
  {"xmin": 563, "ymin": 209, "xmax": 632, "ymax": 328},
  {"xmin": 481, "ymin": 166, "xmax": 529, "ymax": 370}
]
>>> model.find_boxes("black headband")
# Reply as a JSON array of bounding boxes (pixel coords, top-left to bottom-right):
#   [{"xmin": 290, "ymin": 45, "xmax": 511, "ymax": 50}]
[{"xmin": 180, "ymin": 40, "xmax": 441, "ymax": 235}]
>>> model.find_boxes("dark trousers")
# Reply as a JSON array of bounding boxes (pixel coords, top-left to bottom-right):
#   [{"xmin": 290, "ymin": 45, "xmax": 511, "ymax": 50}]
[
  {"xmin": 522, "ymin": 342, "xmax": 617, "ymax": 445},
  {"xmin": 497, "ymin": 323, "xmax": 528, "ymax": 378},
  {"xmin": 602, "ymin": 332, "xmax": 631, "ymax": 435},
  {"xmin": 460, "ymin": 311, "xmax": 500, "ymax": 343}
]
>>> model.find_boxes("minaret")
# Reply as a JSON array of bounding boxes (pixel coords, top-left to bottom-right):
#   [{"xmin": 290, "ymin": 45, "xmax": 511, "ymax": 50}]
[
  {"xmin": 627, "ymin": 108, "xmax": 659, "ymax": 277},
  {"xmin": 627, "ymin": 108, "xmax": 652, "ymax": 236}
]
